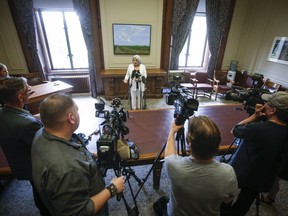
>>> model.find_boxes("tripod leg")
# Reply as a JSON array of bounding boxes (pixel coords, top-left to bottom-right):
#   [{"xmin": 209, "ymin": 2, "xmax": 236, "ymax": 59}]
[
  {"xmin": 135, "ymin": 140, "xmax": 167, "ymax": 198},
  {"xmin": 124, "ymin": 167, "xmax": 142, "ymax": 186},
  {"xmin": 255, "ymin": 195, "xmax": 260, "ymax": 216},
  {"xmin": 129, "ymin": 88, "xmax": 132, "ymax": 110},
  {"xmin": 113, "ymin": 167, "xmax": 139, "ymax": 216},
  {"xmin": 143, "ymin": 90, "xmax": 147, "ymax": 109},
  {"xmin": 153, "ymin": 161, "xmax": 163, "ymax": 190}
]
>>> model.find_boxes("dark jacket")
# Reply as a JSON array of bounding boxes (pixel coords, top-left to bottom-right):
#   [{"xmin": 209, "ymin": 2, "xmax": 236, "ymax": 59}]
[
  {"xmin": 0, "ymin": 106, "xmax": 42, "ymax": 180},
  {"xmin": 230, "ymin": 121, "xmax": 287, "ymax": 192}
]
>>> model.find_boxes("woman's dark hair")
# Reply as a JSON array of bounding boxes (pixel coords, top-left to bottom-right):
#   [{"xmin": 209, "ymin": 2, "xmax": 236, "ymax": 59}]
[{"xmin": 187, "ymin": 116, "xmax": 221, "ymax": 160}]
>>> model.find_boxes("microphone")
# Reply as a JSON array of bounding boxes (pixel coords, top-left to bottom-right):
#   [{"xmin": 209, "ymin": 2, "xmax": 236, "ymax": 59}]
[{"xmin": 141, "ymin": 76, "xmax": 146, "ymax": 84}]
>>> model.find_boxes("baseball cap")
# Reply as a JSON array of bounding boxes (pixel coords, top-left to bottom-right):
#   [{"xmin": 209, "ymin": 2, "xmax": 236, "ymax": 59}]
[{"xmin": 261, "ymin": 91, "xmax": 288, "ymax": 113}]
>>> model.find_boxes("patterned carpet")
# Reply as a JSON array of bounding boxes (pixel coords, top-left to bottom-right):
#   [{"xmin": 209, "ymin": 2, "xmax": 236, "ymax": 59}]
[{"xmin": 1, "ymin": 95, "xmax": 287, "ymax": 215}]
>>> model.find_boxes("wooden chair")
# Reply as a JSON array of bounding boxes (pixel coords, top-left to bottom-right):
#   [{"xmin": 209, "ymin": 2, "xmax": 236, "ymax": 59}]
[
  {"xmin": 213, "ymin": 70, "xmax": 233, "ymax": 101},
  {"xmin": 191, "ymin": 71, "xmax": 213, "ymax": 99},
  {"xmin": 179, "ymin": 71, "xmax": 197, "ymax": 97}
]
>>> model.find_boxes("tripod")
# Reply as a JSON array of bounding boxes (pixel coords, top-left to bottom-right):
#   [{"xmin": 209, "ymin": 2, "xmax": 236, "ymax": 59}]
[
  {"xmin": 134, "ymin": 117, "xmax": 189, "ymax": 198},
  {"xmin": 219, "ymin": 138, "xmax": 242, "ymax": 163},
  {"xmin": 175, "ymin": 127, "xmax": 187, "ymax": 156},
  {"xmin": 126, "ymin": 76, "xmax": 146, "ymax": 110},
  {"xmin": 101, "ymin": 162, "xmax": 142, "ymax": 216}
]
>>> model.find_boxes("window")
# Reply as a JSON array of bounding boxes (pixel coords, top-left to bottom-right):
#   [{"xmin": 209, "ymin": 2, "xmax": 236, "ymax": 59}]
[
  {"xmin": 179, "ymin": 13, "xmax": 209, "ymax": 70},
  {"xmin": 37, "ymin": 10, "xmax": 88, "ymax": 71}
]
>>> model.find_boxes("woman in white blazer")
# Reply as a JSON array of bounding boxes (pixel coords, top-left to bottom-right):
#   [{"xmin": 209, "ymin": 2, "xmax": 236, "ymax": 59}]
[{"xmin": 123, "ymin": 55, "xmax": 147, "ymax": 110}]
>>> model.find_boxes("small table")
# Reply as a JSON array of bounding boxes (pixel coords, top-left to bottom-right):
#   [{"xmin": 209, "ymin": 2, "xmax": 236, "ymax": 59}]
[{"xmin": 27, "ymin": 81, "xmax": 73, "ymax": 114}]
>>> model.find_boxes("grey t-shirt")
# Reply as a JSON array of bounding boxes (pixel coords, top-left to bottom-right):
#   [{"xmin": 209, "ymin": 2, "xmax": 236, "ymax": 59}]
[{"xmin": 165, "ymin": 154, "xmax": 237, "ymax": 216}]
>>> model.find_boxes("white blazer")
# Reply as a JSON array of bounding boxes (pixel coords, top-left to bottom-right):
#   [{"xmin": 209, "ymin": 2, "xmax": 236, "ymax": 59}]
[{"xmin": 124, "ymin": 64, "xmax": 147, "ymax": 91}]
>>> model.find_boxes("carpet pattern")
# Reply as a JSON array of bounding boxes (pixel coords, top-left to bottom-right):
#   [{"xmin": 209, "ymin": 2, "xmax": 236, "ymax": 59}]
[
  {"xmin": 1, "ymin": 166, "xmax": 288, "ymax": 216},
  {"xmin": 1, "ymin": 95, "xmax": 287, "ymax": 215}
]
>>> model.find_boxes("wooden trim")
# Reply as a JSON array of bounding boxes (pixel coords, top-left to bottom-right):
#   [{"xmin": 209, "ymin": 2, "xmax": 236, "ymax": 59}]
[
  {"xmin": 160, "ymin": 0, "xmax": 173, "ymax": 72},
  {"xmin": 89, "ymin": 0, "xmax": 105, "ymax": 95},
  {"xmin": 7, "ymin": 1, "xmax": 37, "ymax": 73}
]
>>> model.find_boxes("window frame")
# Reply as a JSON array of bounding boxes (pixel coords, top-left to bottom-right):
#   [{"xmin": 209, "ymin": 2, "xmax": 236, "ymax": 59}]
[
  {"xmin": 35, "ymin": 9, "xmax": 89, "ymax": 74},
  {"xmin": 178, "ymin": 12, "xmax": 210, "ymax": 72}
]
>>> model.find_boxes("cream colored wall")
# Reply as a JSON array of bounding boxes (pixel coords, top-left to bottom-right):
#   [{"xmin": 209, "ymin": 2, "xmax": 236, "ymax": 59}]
[
  {"xmin": 100, "ymin": 0, "xmax": 163, "ymax": 69},
  {"xmin": 223, "ymin": 0, "xmax": 288, "ymax": 87},
  {"xmin": 0, "ymin": 0, "xmax": 28, "ymax": 74}
]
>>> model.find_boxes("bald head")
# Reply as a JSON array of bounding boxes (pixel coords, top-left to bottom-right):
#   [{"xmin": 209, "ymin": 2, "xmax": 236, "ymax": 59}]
[{"xmin": 40, "ymin": 93, "xmax": 78, "ymax": 129}]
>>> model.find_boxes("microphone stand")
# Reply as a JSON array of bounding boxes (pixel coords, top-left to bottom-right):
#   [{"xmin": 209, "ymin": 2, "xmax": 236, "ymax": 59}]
[
  {"xmin": 141, "ymin": 76, "xmax": 147, "ymax": 109},
  {"xmin": 138, "ymin": 78, "xmax": 143, "ymax": 110}
]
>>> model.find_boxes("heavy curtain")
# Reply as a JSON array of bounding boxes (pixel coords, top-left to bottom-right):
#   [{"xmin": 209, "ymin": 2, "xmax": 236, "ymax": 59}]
[
  {"xmin": 206, "ymin": 0, "xmax": 233, "ymax": 77},
  {"xmin": 169, "ymin": 0, "xmax": 200, "ymax": 70},
  {"xmin": 72, "ymin": 0, "xmax": 97, "ymax": 98},
  {"xmin": 8, "ymin": 0, "xmax": 46, "ymax": 81}
]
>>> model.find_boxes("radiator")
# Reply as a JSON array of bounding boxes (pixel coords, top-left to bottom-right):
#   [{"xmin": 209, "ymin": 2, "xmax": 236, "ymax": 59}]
[{"xmin": 50, "ymin": 75, "xmax": 90, "ymax": 93}]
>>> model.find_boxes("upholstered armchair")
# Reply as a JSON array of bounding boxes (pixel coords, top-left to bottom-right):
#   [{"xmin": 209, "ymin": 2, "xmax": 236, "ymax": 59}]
[
  {"xmin": 213, "ymin": 70, "xmax": 233, "ymax": 101},
  {"xmin": 191, "ymin": 71, "xmax": 213, "ymax": 99},
  {"xmin": 260, "ymin": 78, "xmax": 281, "ymax": 93}
]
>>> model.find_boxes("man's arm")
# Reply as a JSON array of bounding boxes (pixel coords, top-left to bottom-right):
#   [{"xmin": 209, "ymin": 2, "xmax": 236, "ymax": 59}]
[
  {"xmin": 165, "ymin": 121, "xmax": 183, "ymax": 157},
  {"xmin": 230, "ymin": 103, "xmax": 266, "ymax": 134},
  {"xmin": 90, "ymin": 176, "xmax": 125, "ymax": 214},
  {"xmin": 237, "ymin": 103, "xmax": 266, "ymax": 125}
]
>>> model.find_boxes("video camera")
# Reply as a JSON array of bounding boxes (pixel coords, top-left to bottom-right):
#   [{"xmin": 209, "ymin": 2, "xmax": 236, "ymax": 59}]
[
  {"xmin": 227, "ymin": 88, "xmax": 268, "ymax": 116},
  {"xmin": 95, "ymin": 98, "xmax": 139, "ymax": 166},
  {"xmin": 131, "ymin": 70, "xmax": 141, "ymax": 79},
  {"xmin": 161, "ymin": 84, "xmax": 199, "ymax": 125}
]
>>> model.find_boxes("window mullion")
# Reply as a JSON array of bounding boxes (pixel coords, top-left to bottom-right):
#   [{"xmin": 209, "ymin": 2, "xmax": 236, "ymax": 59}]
[
  {"xmin": 185, "ymin": 30, "xmax": 192, "ymax": 67},
  {"xmin": 62, "ymin": 12, "xmax": 74, "ymax": 69},
  {"xmin": 39, "ymin": 10, "xmax": 54, "ymax": 70}
]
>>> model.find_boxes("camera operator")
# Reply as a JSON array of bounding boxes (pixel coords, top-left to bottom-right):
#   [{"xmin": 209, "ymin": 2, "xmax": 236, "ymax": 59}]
[
  {"xmin": 165, "ymin": 116, "xmax": 238, "ymax": 216},
  {"xmin": 31, "ymin": 93, "xmax": 125, "ymax": 216},
  {"xmin": 123, "ymin": 55, "xmax": 147, "ymax": 110},
  {"xmin": 0, "ymin": 77, "xmax": 50, "ymax": 216},
  {"xmin": 221, "ymin": 91, "xmax": 288, "ymax": 216}
]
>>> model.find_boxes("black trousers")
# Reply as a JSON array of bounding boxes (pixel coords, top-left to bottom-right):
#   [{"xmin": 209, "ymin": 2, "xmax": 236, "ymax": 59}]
[
  {"xmin": 30, "ymin": 181, "xmax": 51, "ymax": 216},
  {"xmin": 220, "ymin": 187, "xmax": 259, "ymax": 216}
]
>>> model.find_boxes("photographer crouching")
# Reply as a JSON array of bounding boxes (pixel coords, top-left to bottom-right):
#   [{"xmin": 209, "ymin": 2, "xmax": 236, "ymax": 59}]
[{"xmin": 221, "ymin": 91, "xmax": 288, "ymax": 216}]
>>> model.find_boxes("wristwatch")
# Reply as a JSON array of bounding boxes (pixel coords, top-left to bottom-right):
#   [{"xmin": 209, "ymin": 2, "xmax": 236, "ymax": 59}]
[{"xmin": 105, "ymin": 183, "xmax": 117, "ymax": 197}]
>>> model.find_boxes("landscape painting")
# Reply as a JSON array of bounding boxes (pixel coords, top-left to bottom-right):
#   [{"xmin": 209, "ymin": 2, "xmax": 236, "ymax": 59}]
[{"xmin": 112, "ymin": 24, "xmax": 151, "ymax": 55}]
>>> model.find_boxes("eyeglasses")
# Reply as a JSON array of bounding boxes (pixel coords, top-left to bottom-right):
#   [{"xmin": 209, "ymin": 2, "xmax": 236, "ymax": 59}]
[{"xmin": 19, "ymin": 85, "xmax": 32, "ymax": 95}]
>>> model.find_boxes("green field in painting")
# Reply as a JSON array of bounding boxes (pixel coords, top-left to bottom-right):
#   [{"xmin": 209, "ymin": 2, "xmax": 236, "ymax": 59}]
[{"xmin": 114, "ymin": 45, "xmax": 150, "ymax": 55}]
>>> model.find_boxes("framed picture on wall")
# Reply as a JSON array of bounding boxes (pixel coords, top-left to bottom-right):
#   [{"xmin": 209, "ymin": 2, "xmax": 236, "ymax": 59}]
[
  {"xmin": 267, "ymin": 36, "xmax": 288, "ymax": 65},
  {"xmin": 112, "ymin": 24, "xmax": 151, "ymax": 55}
]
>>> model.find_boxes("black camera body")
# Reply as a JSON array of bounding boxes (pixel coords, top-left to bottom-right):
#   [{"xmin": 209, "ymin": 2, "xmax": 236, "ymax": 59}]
[
  {"xmin": 95, "ymin": 98, "xmax": 139, "ymax": 166},
  {"xmin": 131, "ymin": 70, "xmax": 141, "ymax": 79},
  {"xmin": 226, "ymin": 87, "xmax": 267, "ymax": 116},
  {"xmin": 161, "ymin": 85, "xmax": 199, "ymax": 125}
]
